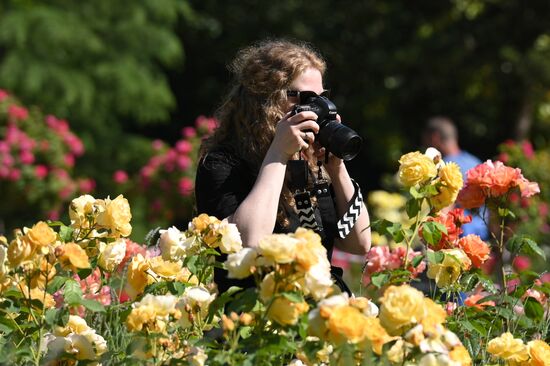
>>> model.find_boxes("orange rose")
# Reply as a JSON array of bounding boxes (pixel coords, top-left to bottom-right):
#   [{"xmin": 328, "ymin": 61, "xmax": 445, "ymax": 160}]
[
  {"xmin": 464, "ymin": 293, "xmax": 495, "ymax": 310},
  {"xmin": 457, "ymin": 184, "xmax": 486, "ymax": 209},
  {"xmin": 458, "ymin": 234, "xmax": 490, "ymax": 268},
  {"xmin": 489, "ymin": 163, "xmax": 521, "ymax": 196},
  {"xmin": 25, "ymin": 221, "xmax": 57, "ymax": 248}
]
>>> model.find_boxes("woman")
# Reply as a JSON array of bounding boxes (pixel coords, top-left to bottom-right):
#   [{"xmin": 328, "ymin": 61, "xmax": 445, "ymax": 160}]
[{"xmin": 195, "ymin": 39, "xmax": 371, "ymax": 293}]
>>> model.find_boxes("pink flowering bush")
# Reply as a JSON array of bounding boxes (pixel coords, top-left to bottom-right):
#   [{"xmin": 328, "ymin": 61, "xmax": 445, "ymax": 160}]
[
  {"xmin": 0, "ymin": 89, "xmax": 92, "ymax": 231},
  {"xmin": 113, "ymin": 116, "xmax": 217, "ymax": 227}
]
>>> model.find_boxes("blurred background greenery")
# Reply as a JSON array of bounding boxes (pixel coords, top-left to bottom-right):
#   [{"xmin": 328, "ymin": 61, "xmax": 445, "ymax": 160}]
[{"xmin": 1, "ymin": 0, "xmax": 550, "ymax": 246}]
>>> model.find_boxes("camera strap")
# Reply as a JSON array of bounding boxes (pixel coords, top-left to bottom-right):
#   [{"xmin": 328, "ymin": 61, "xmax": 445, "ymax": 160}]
[
  {"xmin": 288, "ymin": 159, "xmax": 320, "ymax": 232},
  {"xmin": 336, "ymin": 179, "xmax": 364, "ymax": 239}
]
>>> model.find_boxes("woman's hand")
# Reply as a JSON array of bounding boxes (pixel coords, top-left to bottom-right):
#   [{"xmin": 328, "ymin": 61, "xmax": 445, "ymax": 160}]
[
  {"xmin": 311, "ymin": 114, "xmax": 345, "ymax": 175},
  {"xmin": 270, "ymin": 110, "xmax": 320, "ymax": 161}
]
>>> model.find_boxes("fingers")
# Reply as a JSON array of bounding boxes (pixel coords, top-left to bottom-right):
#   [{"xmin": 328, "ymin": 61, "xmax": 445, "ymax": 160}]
[
  {"xmin": 295, "ymin": 120, "xmax": 320, "ymax": 134},
  {"xmin": 288, "ymin": 111, "xmax": 318, "ymax": 125}
]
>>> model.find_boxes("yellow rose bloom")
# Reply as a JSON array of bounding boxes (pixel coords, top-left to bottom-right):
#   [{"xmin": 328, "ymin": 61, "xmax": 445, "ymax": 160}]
[
  {"xmin": 55, "ymin": 243, "xmax": 90, "ymax": 272},
  {"xmin": 7, "ymin": 235, "xmax": 35, "ymax": 266},
  {"xmin": 386, "ymin": 339, "xmax": 411, "ymax": 364},
  {"xmin": 379, "ymin": 285, "xmax": 427, "ymax": 335},
  {"xmin": 19, "ymin": 285, "xmax": 56, "ymax": 308},
  {"xmin": 55, "ymin": 315, "xmax": 90, "ymax": 336},
  {"xmin": 326, "ymin": 305, "xmax": 369, "ymax": 345},
  {"xmin": 258, "ymin": 234, "xmax": 298, "ymax": 264},
  {"xmin": 25, "ymin": 221, "xmax": 57, "ymax": 248},
  {"xmin": 294, "ymin": 238, "xmax": 326, "ymax": 272},
  {"xmin": 125, "ymin": 254, "xmax": 151, "ymax": 300},
  {"xmin": 487, "ymin": 332, "xmax": 529, "ymax": 363},
  {"xmin": 148, "ymin": 256, "xmax": 182, "ymax": 280},
  {"xmin": 259, "ymin": 273, "xmax": 276, "ymax": 302},
  {"xmin": 420, "ymin": 298, "xmax": 447, "ymax": 332},
  {"xmin": 96, "ymin": 195, "xmax": 132, "ymax": 237},
  {"xmin": 30, "ymin": 257, "xmax": 57, "ymax": 288},
  {"xmin": 267, "ymin": 297, "xmax": 309, "ymax": 326},
  {"xmin": 427, "ymin": 249, "xmax": 470, "ymax": 288},
  {"xmin": 398, "ymin": 151, "xmax": 437, "ymax": 187},
  {"xmin": 69, "ymin": 194, "xmax": 96, "ymax": 229},
  {"xmin": 449, "ymin": 345, "xmax": 472, "ymax": 366},
  {"xmin": 430, "ymin": 184, "xmax": 459, "ymax": 211},
  {"xmin": 439, "ymin": 162, "xmax": 463, "ymax": 191},
  {"xmin": 191, "ymin": 214, "xmax": 219, "ymax": 232},
  {"xmin": 126, "ymin": 306, "xmax": 157, "ymax": 332},
  {"xmin": 361, "ymin": 317, "xmax": 397, "ymax": 355},
  {"xmin": 527, "ymin": 340, "xmax": 550, "ymax": 366}
]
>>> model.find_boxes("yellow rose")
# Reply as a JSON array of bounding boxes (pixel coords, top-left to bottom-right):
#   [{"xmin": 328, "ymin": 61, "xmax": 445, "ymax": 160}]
[
  {"xmin": 191, "ymin": 214, "xmax": 219, "ymax": 232},
  {"xmin": 148, "ymin": 256, "xmax": 182, "ymax": 280},
  {"xmin": 398, "ymin": 151, "xmax": 437, "ymax": 187},
  {"xmin": 125, "ymin": 254, "xmax": 151, "ymax": 300},
  {"xmin": 259, "ymin": 272, "xmax": 276, "ymax": 302},
  {"xmin": 267, "ymin": 296, "xmax": 309, "ymax": 326},
  {"xmin": 55, "ymin": 243, "xmax": 90, "ymax": 272},
  {"xmin": 69, "ymin": 194, "xmax": 96, "ymax": 229},
  {"xmin": 449, "ymin": 345, "xmax": 472, "ymax": 366},
  {"xmin": 361, "ymin": 317, "xmax": 397, "ymax": 355},
  {"xmin": 487, "ymin": 332, "xmax": 529, "ymax": 363},
  {"xmin": 430, "ymin": 184, "xmax": 459, "ymax": 211},
  {"xmin": 527, "ymin": 340, "xmax": 550, "ymax": 366},
  {"xmin": 7, "ymin": 235, "xmax": 35, "ymax": 266},
  {"xmin": 427, "ymin": 249, "xmax": 470, "ymax": 288},
  {"xmin": 379, "ymin": 285, "xmax": 426, "ymax": 335},
  {"xmin": 20, "ymin": 285, "xmax": 56, "ymax": 308},
  {"xmin": 258, "ymin": 234, "xmax": 298, "ymax": 264},
  {"xmin": 294, "ymin": 238, "xmax": 326, "ymax": 272},
  {"xmin": 326, "ymin": 305, "xmax": 368, "ymax": 345},
  {"xmin": 386, "ymin": 339, "xmax": 412, "ymax": 364},
  {"xmin": 25, "ymin": 221, "xmax": 57, "ymax": 248},
  {"xmin": 420, "ymin": 298, "xmax": 447, "ymax": 332},
  {"xmin": 439, "ymin": 162, "xmax": 463, "ymax": 191},
  {"xmin": 55, "ymin": 315, "xmax": 91, "ymax": 336},
  {"xmin": 30, "ymin": 257, "xmax": 57, "ymax": 288},
  {"xmin": 96, "ymin": 195, "xmax": 132, "ymax": 237}
]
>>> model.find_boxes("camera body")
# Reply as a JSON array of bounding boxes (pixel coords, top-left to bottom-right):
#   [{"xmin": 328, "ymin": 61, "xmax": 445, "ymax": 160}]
[{"xmin": 292, "ymin": 95, "xmax": 363, "ymax": 161}]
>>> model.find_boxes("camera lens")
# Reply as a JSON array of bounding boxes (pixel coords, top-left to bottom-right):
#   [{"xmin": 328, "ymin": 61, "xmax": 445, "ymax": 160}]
[{"xmin": 317, "ymin": 120, "xmax": 363, "ymax": 161}]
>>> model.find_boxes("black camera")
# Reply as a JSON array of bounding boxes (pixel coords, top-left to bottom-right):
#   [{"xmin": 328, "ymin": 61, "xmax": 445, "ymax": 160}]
[{"xmin": 292, "ymin": 93, "xmax": 362, "ymax": 161}]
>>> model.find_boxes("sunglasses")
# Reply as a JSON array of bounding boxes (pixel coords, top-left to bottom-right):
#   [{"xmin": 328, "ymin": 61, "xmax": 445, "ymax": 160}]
[{"xmin": 286, "ymin": 89, "xmax": 331, "ymax": 104}]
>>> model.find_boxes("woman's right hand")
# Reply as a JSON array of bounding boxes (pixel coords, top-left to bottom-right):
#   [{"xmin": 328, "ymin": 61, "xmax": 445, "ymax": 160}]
[{"xmin": 270, "ymin": 110, "xmax": 320, "ymax": 160}]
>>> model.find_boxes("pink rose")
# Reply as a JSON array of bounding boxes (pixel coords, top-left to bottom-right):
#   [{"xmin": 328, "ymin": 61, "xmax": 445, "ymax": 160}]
[
  {"xmin": 175, "ymin": 140, "xmax": 192, "ymax": 154},
  {"xmin": 113, "ymin": 170, "xmax": 129, "ymax": 184},
  {"xmin": 178, "ymin": 177, "xmax": 194, "ymax": 196},
  {"xmin": 35, "ymin": 165, "xmax": 48, "ymax": 179},
  {"xmin": 8, "ymin": 105, "xmax": 29, "ymax": 121},
  {"xmin": 182, "ymin": 126, "xmax": 196, "ymax": 138}
]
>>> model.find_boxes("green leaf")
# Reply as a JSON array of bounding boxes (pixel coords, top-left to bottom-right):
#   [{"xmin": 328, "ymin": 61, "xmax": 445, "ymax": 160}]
[
  {"xmin": 63, "ymin": 279, "xmax": 83, "ymax": 306},
  {"xmin": 506, "ymin": 235, "xmax": 546, "ymax": 260},
  {"xmin": 281, "ymin": 292, "xmax": 304, "ymax": 303},
  {"xmin": 426, "ymin": 250, "xmax": 444, "ymax": 264},
  {"xmin": 77, "ymin": 267, "xmax": 93, "ymax": 280},
  {"xmin": 371, "ymin": 219, "xmax": 393, "ymax": 235},
  {"xmin": 371, "ymin": 272, "xmax": 390, "ymax": 288},
  {"xmin": 524, "ymin": 297, "xmax": 544, "ymax": 322},
  {"xmin": 411, "ymin": 255, "xmax": 424, "ymax": 268},
  {"xmin": 47, "ymin": 276, "xmax": 69, "ymax": 293},
  {"xmin": 421, "ymin": 221, "xmax": 447, "ymax": 245},
  {"xmin": 406, "ymin": 198, "xmax": 421, "ymax": 218},
  {"xmin": 80, "ymin": 299, "xmax": 105, "ymax": 313},
  {"xmin": 167, "ymin": 281, "xmax": 186, "ymax": 295},
  {"xmin": 409, "ymin": 186, "xmax": 423, "ymax": 199},
  {"xmin": 59, "ymin": 225, "xmax": 74, "ymax": 242},
  {"xmin": 44, "ymin": 308, "xmax": 58, "ymax": 326},
  {"xmin": 387, "ymin": 223, "xmax": 404, "ymax": 243}
]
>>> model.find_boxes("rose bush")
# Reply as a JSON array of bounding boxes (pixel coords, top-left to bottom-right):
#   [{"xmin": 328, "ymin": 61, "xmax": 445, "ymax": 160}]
[{"xmin": 0, "ymin": 146, "xmax": 548, "ymax": 365}]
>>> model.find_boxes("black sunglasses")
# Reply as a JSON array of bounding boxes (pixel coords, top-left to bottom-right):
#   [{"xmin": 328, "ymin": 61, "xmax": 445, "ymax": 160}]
[{"xmin": 286, "ymin": 89, "xmax": 330, "ymax": 104}]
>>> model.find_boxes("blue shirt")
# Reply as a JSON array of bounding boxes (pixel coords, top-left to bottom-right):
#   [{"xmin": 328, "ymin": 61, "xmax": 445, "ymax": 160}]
[{"xmin": 444, "ymin": 151, "xmax": 490, "ymax": 240}]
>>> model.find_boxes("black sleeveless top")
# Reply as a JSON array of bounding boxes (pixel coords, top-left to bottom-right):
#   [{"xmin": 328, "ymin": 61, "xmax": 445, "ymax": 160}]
[{"xmin": 195, "ymin": 145, "xmax": 339, "ymax": 293}]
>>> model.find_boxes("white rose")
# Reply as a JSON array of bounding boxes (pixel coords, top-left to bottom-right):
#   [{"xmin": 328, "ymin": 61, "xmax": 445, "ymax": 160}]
[
  {"xmin": 159, "ymin": 226, "xmax": 186, "ymax": 260},
  {"xmin": 188, "ymin": 346, "xmax": 208, "ymax": 366},
  {"xmin": 418, "ymin": 353, "xmax": 457, "ymax": 366},
  {"xmin": 98, "ymin": 239, "xmax": 127, "ymax": 272},
  {"xmin": 225, "ymin": 248, "xmax": 257, "ymax": 279},
  {"xmin": 318, "ymin": 293, "xmax": 350, "ymax": 309},
  {"xmin": 177, "ymin": 286, "xmax": 216, "ymax": 329},
  {"xmin": 424, "ymin": 147, "xmax": 442, "ymax": 164},
  {"xmin": 217, "ymin": 219, "xmax": 243, "ymax": 253},
  {"xmin": 304, "ymin": 263, "xmax": 333, "ymax": 300},
  {"xmin": 362, "ymin": 298, "xmax": 379, "ymax": 317}
]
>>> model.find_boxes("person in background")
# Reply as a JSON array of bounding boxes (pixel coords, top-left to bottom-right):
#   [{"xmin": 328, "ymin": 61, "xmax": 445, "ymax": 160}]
[{"xmin": 423, "ymin": 116, "xmax": 489, "ymax": 240}]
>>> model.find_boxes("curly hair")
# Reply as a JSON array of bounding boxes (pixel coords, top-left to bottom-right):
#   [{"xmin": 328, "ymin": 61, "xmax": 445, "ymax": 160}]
[
  {"xmin": 201, "ymin": 39, "xmax": 326, "ymax": 167},
  {"xmin": 201, "ymin": 39, "xmax": 327, "ymax": 227}
]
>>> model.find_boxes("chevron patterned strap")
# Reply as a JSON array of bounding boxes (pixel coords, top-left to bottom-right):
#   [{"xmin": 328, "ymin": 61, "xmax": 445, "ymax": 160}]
[
  {"xmin": 337, "ymin": 179, "xmax": 363, "ymax": 239},
  {"xmin": 294, "ymin": 191, "xmax": 320, "ymax": 231}
]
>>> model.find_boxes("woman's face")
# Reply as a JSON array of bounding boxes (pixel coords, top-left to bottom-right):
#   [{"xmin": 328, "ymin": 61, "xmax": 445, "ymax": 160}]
[{"xmin": 285, "ymin": 67, "xmax": 324, "ymax": 112}]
